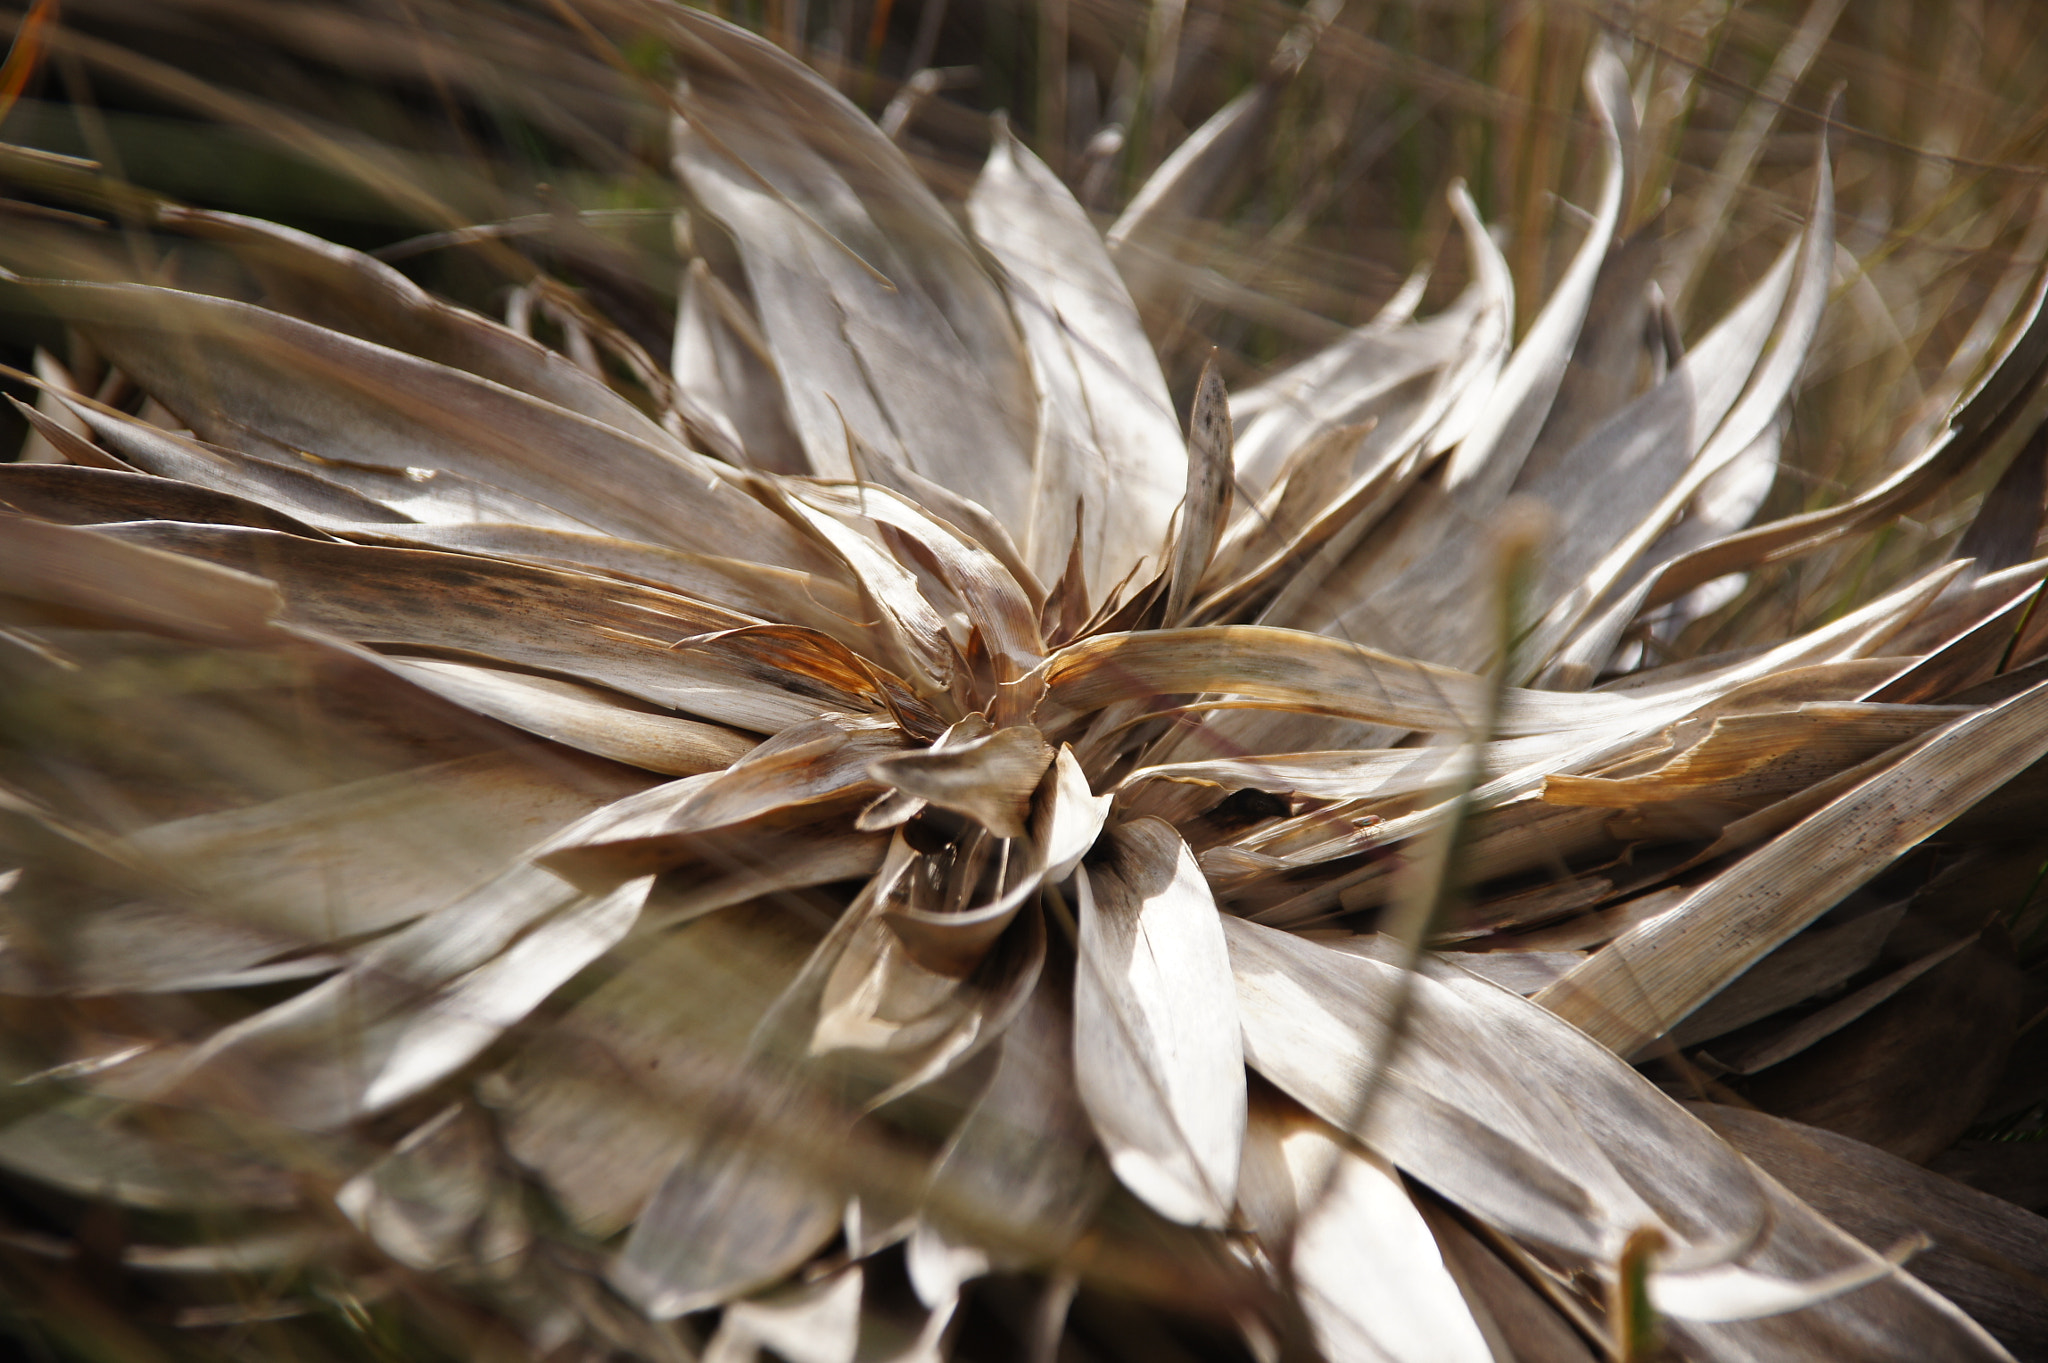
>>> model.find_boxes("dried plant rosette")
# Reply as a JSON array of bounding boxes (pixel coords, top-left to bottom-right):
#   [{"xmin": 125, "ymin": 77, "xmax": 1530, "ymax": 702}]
[{"xmin": 2, "ymin": 4, "xmax": 2047, "ymax": 1361}]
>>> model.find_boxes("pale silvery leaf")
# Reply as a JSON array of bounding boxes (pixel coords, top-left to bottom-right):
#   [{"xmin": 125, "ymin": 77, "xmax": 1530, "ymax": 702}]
[
  {"xmin": 969, "ymin": 123, "xmax": 1187, "ymax": 609},
  {"xmin": 1238, "ymin": 1092, "xmax": 1494, "ymax": 1363},
  {"xmin": 1074, "ymin": 818, "xmax": 1244, "ymax": 1226}
]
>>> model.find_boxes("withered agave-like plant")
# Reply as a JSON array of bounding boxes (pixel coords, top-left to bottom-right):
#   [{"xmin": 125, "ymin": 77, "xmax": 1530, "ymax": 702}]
[{"xmin": 4, "ymin": 5, "xmax": 2048, "ymax": 1361}]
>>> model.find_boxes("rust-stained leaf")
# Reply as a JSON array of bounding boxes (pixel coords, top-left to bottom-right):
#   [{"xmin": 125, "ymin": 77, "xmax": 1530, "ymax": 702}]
[{"xmin": 84, "ymin": 521, "xmax": 889, "ymax": 732}]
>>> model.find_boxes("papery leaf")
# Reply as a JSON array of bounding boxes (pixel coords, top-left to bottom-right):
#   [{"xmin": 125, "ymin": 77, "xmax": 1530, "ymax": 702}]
[
  {"xmin": 1074, "ymin": 818, "xmax": 1244, "ymax": 1226},
  {"xmin": 610, "ymin": 1078, "xmax": 848, "ymax": 1320},
  {"xmin": 1107, "ymin": 83, "xmax": 1280, "ymax": 317},
  {"xmin": 537, "ymin": 715, "xmax": 908, "ymax": 881},
  {"xmin": 1042, "ymin": 745, "xmax": 1112, "ymax": 882},
  {"xmin": 0, "ymin": 512, "xmax": 282, "ymax": 645},
  {"xmin": 1219, "ymin": 190, "xmax": 1511, "ymax": 631},
  {"xmin": 53, "ymin": 391, "xmax": 423, "ymax": 526},
  {"xmin": 380, "ymin": 658, "xmax": 757, "ymax": 777},
  {"xmin": 1238, "ymin": 1090, "xmax": 1494, "ymax": 1363},
  {"xmin": 1226, "ymin": 920, "xmax": 2010, "ymax": 1356},
  {"xmin": 0, "ymin": 457, "xmax": 328, "ymax": 539},
  {"xmin": 765, "ymin": 482, "xmax": 960, "ymax": 698},
  {"xmin": 333, "ymin": 520, "xmax": 866, "ymax": 638},
  {"xmin": 672, "ymin": 256, "xmax": 807, "ymax": 471},
  {"xmin": 1536, "ymin": 677, "xmax": 2048, "ymax": 1055},
  {"xmin": 968, "ymin": 124, "xmax": 1186, "ymax": 608},
  {"xmin": 1042, "ymin": 624, "xmax": 1649, "ymax": 737},
  {"xmin": 500, "ymin": 901, "xmax": 825, "ymax": 1236},
  {"xmin": 612, "ymin": 845, "xmax": 933, "ymax": 1317},
  {"xmin": 162, "ymin": 208, "xmax": 682, "ymax": 450},
  {"xmin": 870, "ymin": 725, "xmax": 1053, "ymax": 839},
  {"xmin": 1666, "ymin": 900, "xmax": 1906, "ymax": 1048},
  {"xmin": 1650, "ymin": 1252, "xmax": 1914, "ymax": 1325},
  {"xmin": 1695, "ymin": 1103, "xmax": 2048, "ymax": 1356},
  {"xmin": 1226, "ymin": 203, "xmax": 1506, "ymax": 502},
  {"xmin": 1524, "ymin": 132, "xmax": 1836, "ymax": 680},
  {"xmin": 812, "ymin": 894, "xmax": 1046, "ymax": 1108},
  {"xmin": 1228, "ymin": 916, "xmax": 1650, "ymax": 1260},
  {"xmin": 703, "ymin": 1266, "xmax": 864, "ymax": 1363},
  {"xmin": 337, "ymin": 1103, "xmax": 526, "ymax": 1272},
  {"xmin": 921, "ymin": 968, "xmax": 1106, "ymax": 1271},
  {"xmin": 790, "ymin": 481, "xmax": 1044, "ymax": 703},
  {"xmin": 119, "ymin": 752, "xmax": 652, "ymax": 943},
  {"xmin": 1511, "ymin": 230, "xmax": 1801, "ymax": 655},
  {"xmin": 164, "ymin": 864, "xmax": 652, "ymax": 1129},
  {"xmin": 1161, "ymin": 356, "xmax": 1233, "ymax": 627},
  {"xmin": 0, "ymin": 1098, "xmax": 300, "ymax": 1213},
  {"xmin": 1540, "ymin": 704, "xmax": 1956, "ymax": 809},
  {"xmin": 1126, "ymin": 728, "xmax": 1592, "ymax": 804},
  {"xmin": 26, "ymin": 281, "xmax": 826, "ymax": 568},
  {"xmin": 1441, "ymin": 44, "xmax": 1632, "ymax": 496},
  {"xmin": 84, "ymin": 522, "xmax": 889, "ymax": 732},
  {"xmin": 639, "ymin": 830, "xmax": 887, "ymax": 933},
  {"xmin": 664, "ymin": 10, "xmax": 1035, "ymax": 528}
]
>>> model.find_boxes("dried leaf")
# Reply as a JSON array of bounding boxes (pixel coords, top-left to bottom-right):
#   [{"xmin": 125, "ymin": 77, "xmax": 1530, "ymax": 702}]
[
  {"xmin": 1074, "ymin": 818, "xmax": 1244, "ymax": 1226},
  {"xmin": 1107, "ymin": 83, "xmax": 1280, "ymax": 317},
  {"xmin": 870, "ymin": 724, "xmax": 1053, "ymax": 839},
  {"xmin": 87, "ymin": 521, "xmax": 890, "ymax": 732},
  {"xmin": 1042, "ymin": 625, "xmax": 1651, "ymax": 738},
  {"xmin": 500, "ymin": 900, "xmax": 824, "ymax": 1236},
  {"xmin": 1225, "ymin": 919, "xmax": 2012, "ymax": 1357},
  {"xmin": 538, "ymin": 716, "xmax": 908, "ymax": 881},
  {"xmin": 163, "ymin": 864, "xmax": 652, "ymax": 1128},
  {"xmin": 27, "ymin": 281, "xmax": 824, "ymax": 568},
  {"xmin": 337, "ymin": 1103, "xmax": 526, "ymax": 1272},
  {"xmin": 1161, "ymin": 357, "xmax": 1233, "ymax": 627},
  {"xmin": 1740, "ymin": 938, "xmax": 2022, "ymax": 1160},
  {"xmin": 1537, "ymin": 677, "xmax": 2048, "ymax": 1055},
  {"xmin": 117, "ymin": 751, "xmax": 650, "ymax": 943},
  {"xmin": 1693, "ymin": 1103, "xmax": 2048, "ymax": 1358},
  {"xmin": 921, "ymin": 968, "xmax": 1106, "ymax": 1269},
  {"xmin": 1237, "ymin": 1089, "xmax": 1494, "ymax": 1363},
  {"xmin": 666, "ymin": 11, "xmax": 1035, "ymax": 527},
  {"xmin": 968, "ymin": 124, "xmax": 1185, "ymax": 606},
  {"xmin": 1666, "ymin": 900, "xmax": 1906, "ymax": 1047},
  {"xmin": 0, "ymin": 512, "xmax": 282, "ymax": 645},
  {"xmin": 163, "ymin": 208, "xmax": 681, "ymax": 450},
  {"xmin": 382, "ymin": 657, "xmax": 757, "ymax": 777}
]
